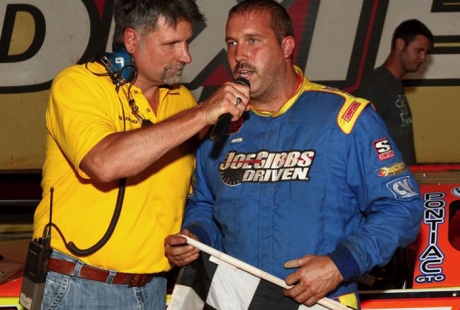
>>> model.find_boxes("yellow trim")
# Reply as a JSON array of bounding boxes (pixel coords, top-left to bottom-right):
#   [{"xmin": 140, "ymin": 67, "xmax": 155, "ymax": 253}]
[
  {"xmin": 250, "ymin": 66, "xmax": 371, "ymax": 135},
  {"xmin": 336, "ymin": 96, "xmax": 370, "ymax": 134},
  {"xmin": 0, "ymin": 296, "xmax": 24, "ymax": 309},
  {"xmin": 338, "ymin": 292, "xmax": 358, "ymax": 309}
]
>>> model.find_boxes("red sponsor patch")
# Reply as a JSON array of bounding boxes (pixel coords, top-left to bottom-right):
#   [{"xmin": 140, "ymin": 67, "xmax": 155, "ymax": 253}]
[
  {"xmin": 342, "ymin": 101, "xmax": 361, "ymax": 122},
  {"xmin": 373, "ymin": 138, "xmax": 394, "ymax": 161}
]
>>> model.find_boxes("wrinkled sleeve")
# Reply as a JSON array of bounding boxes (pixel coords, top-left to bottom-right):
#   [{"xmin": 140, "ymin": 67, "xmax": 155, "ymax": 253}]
[
  {"xmin": 328, "ymin": 105, "xmax": 424, "ymax": 281},
  {"xmin": 182, "ymin": 140, "xmax": 223, "ymax": 249},
  {"xmin": 47, "ymin": 69, "xmax": 117, "ymax": 179}
]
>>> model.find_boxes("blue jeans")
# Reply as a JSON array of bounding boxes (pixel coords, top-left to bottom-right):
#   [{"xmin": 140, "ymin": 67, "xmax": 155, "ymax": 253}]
[{"xmin": 40, "ymin": 250, "xmax": 167, "ymax": 310}]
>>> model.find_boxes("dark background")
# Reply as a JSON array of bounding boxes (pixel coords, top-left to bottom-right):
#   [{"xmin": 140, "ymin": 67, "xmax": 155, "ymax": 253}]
[{"xmin": 0, "ymin": 170, "xmax": 41, "ymax": 224}]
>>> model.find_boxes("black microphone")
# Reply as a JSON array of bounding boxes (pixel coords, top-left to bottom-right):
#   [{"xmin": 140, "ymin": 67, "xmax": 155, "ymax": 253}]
[{"xmin": 209, "ymin": 78, "xmax": 250, "ymax": 143}]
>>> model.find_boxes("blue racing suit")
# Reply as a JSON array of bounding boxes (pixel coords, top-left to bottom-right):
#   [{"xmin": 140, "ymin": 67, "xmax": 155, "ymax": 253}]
[{"xmin": 183, "ymin": 67, "xmax": 423, "ymax": 298}]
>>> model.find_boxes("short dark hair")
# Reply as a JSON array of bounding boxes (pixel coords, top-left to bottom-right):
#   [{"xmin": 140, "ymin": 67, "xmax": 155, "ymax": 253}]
[
  {"xmin": 391, "ymin": 19, "xmax": 434, "ymax": 49},
  {"xmin": 228, "ymin": 0, "xmax": 293, "ymax": 44},
  {"xmin": 113, "ymin": 0, "xmax": 205, "ymax": 50}
]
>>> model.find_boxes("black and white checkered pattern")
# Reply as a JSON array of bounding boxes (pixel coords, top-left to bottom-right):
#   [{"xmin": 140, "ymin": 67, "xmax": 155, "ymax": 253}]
[{"xmin": 167, "ymin": 251, "xmax": 329, "ymax": 310}]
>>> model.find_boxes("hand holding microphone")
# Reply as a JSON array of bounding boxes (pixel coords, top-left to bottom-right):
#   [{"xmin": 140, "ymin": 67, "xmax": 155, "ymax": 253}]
[{"xmin": 209, "ymin": 78, "xmax": 250, "ymax": 143}]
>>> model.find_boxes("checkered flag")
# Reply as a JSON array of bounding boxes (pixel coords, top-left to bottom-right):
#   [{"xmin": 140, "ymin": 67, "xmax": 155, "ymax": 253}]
[{"xmin": 167, "ymin": 236, "xmax": 349, "ymax": 310}]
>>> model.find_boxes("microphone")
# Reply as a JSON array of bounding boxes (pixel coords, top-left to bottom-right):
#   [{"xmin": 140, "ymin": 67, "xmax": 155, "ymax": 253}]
[{"xmin": 209, "ymin": 78, "xmax": 250, "ymax": 143}]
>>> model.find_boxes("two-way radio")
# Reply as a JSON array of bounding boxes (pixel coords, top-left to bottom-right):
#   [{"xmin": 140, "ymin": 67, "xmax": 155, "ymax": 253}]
[{"xmin": 19, "ymin": 188, "xmax": 54, "ymax": 310}]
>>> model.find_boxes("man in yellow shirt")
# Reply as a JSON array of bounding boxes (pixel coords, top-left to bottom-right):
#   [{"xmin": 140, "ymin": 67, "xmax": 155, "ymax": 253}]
[{"xmin": 32, "ymin": 0, "xmax": 249, "ymax": 309}]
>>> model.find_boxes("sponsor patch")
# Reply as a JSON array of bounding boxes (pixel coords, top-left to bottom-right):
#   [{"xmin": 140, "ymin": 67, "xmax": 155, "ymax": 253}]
[
  {"xmin": 378, "ymin": 162, "xmax": 407, "ymax": 177},
  {"xmin": 342, "ymin": 101, "xmax": 361, "ymax": 122},
  {"xmin": 219, "ymin": 150, "xmax": 315, "ymax": 186},
  {"xmin": 230, "ymin": 137, "xmax": 244, "ymax": 144},
  {"xmin": 386, "ymin": 176, "xmax": 418, "ymax": 199},
  {"xmin": 373, "ymin": 138, "xmax": 394, "ymax": 161}
]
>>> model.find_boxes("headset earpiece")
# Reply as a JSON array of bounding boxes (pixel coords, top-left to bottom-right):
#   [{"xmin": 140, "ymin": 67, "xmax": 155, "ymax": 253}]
[{"xmin": 95, "ymin": 46, "xmax": 136, "ymax": 85}]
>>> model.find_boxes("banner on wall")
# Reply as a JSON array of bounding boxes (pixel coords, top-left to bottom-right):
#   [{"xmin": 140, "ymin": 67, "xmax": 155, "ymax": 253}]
[{"xmin": 1, "ymin": 0, "xmax": 460, "ymax": 169}]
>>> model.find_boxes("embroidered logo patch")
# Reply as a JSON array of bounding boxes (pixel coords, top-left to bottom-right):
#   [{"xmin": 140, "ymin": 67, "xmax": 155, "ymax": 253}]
[
  {"xmin": 386, "ymin": 176, "xmax": 418, "ymax": 199},
  {"xmin": 373, "ymin": 138, "xmax": 394, "ymax": 161},
  {"xmin": 342, "ymin": 101, "xmax": 361, "ymax": 122},
  {"xmin": 378, "ymin": 162, "xmax": 407, "ymax": 177},
  {"xmin": 219, "ymin": 150, "xmax": 315, "ymax": 186}
]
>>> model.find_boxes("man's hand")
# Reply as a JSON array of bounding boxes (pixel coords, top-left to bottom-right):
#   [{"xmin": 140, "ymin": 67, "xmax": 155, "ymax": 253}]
[
  {"xmin": 199, "ymin": 80, "xmax": 250, "ymax": 125},
  {"xmin": 164, "ymin": 229, "xmax": 200, "ymax": 267},
  {"xmin": 282, "ymin": 255, "xmax": 344, "ymax": 307}
]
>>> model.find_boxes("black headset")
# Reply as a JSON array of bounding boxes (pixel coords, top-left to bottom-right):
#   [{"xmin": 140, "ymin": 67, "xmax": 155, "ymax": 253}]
[{"xmin": 95, "ymin": 46, "xmax": 136, "ymax": 86}]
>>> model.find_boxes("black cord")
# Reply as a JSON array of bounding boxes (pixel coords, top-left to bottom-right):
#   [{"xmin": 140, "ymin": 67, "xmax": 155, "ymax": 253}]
[
  {"xmin": 66, "ymin": 178, "xmax": 127, "ymax": 257},
  {"xmin": 49, "ymin": 57, "xmax": 138, "ymax": 257}
]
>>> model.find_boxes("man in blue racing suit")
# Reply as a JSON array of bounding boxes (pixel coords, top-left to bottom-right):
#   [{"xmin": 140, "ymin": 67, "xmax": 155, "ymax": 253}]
[{"xmin": 165, "ymin": 1, "xmax": 423, "ymax": 309}]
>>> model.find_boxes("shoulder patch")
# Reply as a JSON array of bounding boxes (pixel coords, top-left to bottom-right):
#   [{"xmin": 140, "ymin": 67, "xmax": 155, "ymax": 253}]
[{"xmin": 337, "ymin": 97, "xmax": 371, "ymax": 134}]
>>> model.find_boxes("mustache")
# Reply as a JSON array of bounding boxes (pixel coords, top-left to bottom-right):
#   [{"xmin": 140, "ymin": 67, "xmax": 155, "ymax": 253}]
[
  {"xmin": 165, "ymin": 63, "xmax": 185, "ymax": 71},
  {"xmin": 234, "ymin": 63, "xmax": 255, "ymax": 74}
]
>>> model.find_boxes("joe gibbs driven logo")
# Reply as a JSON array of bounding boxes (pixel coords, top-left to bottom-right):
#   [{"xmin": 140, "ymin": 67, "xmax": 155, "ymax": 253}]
[{"xmin": 219, "ymin": 150, "xmax": 315, "ymax": 186}]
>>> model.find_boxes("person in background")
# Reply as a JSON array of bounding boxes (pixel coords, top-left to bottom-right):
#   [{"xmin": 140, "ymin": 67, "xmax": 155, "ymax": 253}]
[
  {"xmin": 32, "ymin": 0, "xmax": 249, "ymax": 309},
  {"xmin": 354, "ymin": 19, "xmax": 433, "ymax": 166},
  {"xmin": 164, "ymin": 1, "xmax": 424, "ymax": 309}
]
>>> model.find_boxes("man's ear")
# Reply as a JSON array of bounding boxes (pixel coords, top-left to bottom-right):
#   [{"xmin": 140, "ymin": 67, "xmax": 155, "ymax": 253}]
[
  {"xmin": 282, "ymin": 36, "xmax": 295, "ymax": 59},
  {"xmin": 395, "ymin": 37, "xmax": 405, "ymax": 51},
  {"xmin": 123, "ymin": 27, "xmax": 138, "ymax": 54}
]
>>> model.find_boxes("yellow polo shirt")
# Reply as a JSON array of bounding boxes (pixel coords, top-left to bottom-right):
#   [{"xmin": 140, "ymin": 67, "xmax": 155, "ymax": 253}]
[{"xmin": 34, "ymin": 62, "xmax": 196, "ymax": 273}]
